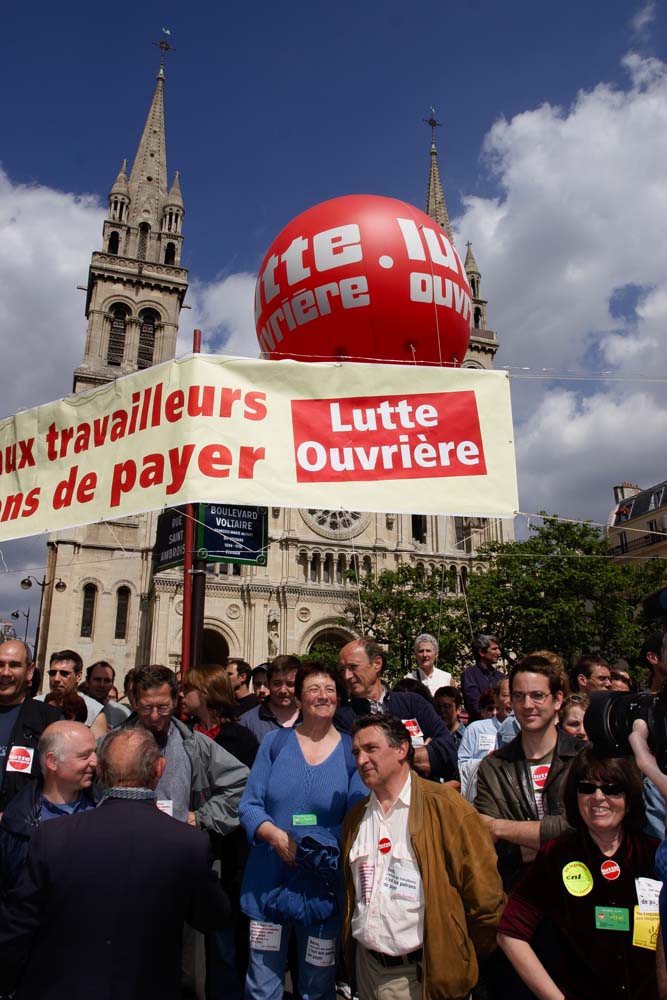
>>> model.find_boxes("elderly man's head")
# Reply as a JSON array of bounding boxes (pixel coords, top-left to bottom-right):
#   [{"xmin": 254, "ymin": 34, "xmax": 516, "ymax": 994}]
[
  {"xmin": 339, "ymin": 639, "xmax": 385, "ymax": 700},
  {"xmin": 97, "ymin": 728, "xmax": 165, "ymax": 789},
  {"xmin": 39, "ymin": 721, "xmax": 97, "ymax": 798},
  {"xmin": 0, "ymin": 639, "xmax": 34, "ymax": 707},
  {"xmin": 413, "ymin": 633, "xmax": 439, "ymax": 676}
]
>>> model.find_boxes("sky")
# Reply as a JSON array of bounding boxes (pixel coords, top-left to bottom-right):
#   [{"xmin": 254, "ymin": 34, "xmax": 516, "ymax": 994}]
[{"xmin": 1, "ymin": 0, "xmax": 666, "ymax": 633}]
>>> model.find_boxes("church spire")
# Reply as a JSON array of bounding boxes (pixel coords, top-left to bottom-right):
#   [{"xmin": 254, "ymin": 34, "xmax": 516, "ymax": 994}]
[
  {"xmin": 127, "ymin": 66, "xmax": 169, "ymax": 228},
  {"xmin": 424, "ymin": 109, "xmax": 453, "ymax": 242}
]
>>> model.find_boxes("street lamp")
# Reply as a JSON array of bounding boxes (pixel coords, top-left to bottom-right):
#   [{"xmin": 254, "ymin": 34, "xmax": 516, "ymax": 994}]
[
  {"xmin": 19, "ymin": 576, "xmax": 67, "ymax": 669},
  {"xmin": 10, "ymin": 608, "xmax": 30, "ymax": 641}
]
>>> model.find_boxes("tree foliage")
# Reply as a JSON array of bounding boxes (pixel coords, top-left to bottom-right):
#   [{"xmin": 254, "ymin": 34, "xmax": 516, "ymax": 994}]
[
  {"xmin": 341, "ymin": 516, "xmax": 667, "ymax": 683},
  {"xmin": 462, "ymin": 516, "xmax": 667, "ymax": 669},
  {"xmin": 343, "ymin": 564, "xmax": 460, "ymax": 684}
]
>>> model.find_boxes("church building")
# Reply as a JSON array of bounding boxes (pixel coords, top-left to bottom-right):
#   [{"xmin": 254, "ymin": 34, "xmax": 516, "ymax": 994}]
[{"xmin": 37, "ymin": 65, "xmax": 513, "ymax": 680}]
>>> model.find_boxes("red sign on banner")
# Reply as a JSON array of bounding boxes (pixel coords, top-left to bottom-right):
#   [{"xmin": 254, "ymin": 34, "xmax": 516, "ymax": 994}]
[{"xmin": 291, "ymin": 391, "xmax": 486, "ymax": 484}]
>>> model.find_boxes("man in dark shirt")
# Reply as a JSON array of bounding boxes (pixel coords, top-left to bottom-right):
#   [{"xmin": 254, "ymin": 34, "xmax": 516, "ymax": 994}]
[
  {"xmin": 226, "ymin": 659, "xmax": 258, "ymax": 714},
  {"xmin": 461, "ymin": 633, "xmax": 504, "ymax": 721},
  {"xmin": 337, "ymin": 639, "xmax": 458, "ymax": 781},
  {"xmin": 0, "ymin": 640, "xmax": 61, "ymax": 814}
]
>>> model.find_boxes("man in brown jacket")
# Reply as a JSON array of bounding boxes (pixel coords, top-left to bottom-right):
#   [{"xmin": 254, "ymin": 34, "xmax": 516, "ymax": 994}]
[{"xmin": 342, "ymin": 714, "xmax": 504, "ymax": 1000}]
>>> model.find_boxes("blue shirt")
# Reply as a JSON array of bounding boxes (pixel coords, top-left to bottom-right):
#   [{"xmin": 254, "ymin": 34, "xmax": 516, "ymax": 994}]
[
  {"xmin": 40, "ymin": 792, "xmax": 95, "ymax": 822},
  {"xmin": 457, "ymin": 718, "xmax": 500, "ymax": 762},
  {"xmin": 239, "ymin": 729, "xmax": 365, "ymax": 929}
]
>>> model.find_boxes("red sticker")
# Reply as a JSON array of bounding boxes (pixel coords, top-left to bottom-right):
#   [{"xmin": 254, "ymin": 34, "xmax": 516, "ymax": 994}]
[
  {"xmin": 532, "ymin": 765, "xmax": 550, "ymax": 789},
  {"xmin": 378, "ymin": 837, "xmax": 392, "ymax": 855},
  {"xmin": 6, "ymin": 746, "xmax": 33, "ymax": 772},
  {"xmin": 402, "ymin": 718, "xmax": 423, "ymax": 739},
  {"xmin": 601, "ymin": 860, "xmax": 620, "ymax": 881}
]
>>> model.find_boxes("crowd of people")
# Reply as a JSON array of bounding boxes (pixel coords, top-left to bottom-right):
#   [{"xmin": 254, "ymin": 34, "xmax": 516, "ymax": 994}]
[{"xmin": 0, "ymin": 629, "xmax": 665, "ymax": 999}]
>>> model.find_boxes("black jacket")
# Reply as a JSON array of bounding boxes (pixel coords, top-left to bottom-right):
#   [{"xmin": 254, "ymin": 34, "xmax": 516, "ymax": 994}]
[
  {"xmin": 0, "ymin": 779, "xmax": 95, "ymax": 897},
  {"xmin": 337, "ymin": 688, "xmax": 459, "ymax": 781},
  {"xmin": 0, "ymin": 699, "xmax": 61, "ymax": 813},
  {"xmin": 0, "ymin": 796, "xmax": 230, "ymax": 1000}
]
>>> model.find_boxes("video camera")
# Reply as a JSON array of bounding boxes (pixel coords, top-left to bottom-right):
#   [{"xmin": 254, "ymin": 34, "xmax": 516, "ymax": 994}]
[{"xmin": 584, "ymin": 686, "xmax": 667, "ymax": 774}]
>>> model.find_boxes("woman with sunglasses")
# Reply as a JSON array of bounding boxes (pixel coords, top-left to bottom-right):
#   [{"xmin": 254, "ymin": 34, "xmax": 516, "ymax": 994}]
[{"xmin": 497, "ymin": 745, "xmax": 659, "ymax": 1000}]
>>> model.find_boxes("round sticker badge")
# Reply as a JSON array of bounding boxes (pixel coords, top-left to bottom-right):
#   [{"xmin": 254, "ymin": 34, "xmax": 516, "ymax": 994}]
[
  {"xmin": 562, "ymin": 861, "xmax": 594, "ymax": 897},
  {"xmin": 7, "ymin": 748, "xmax": 32, "ymax": 772},
  {"xmin": 378, "ymin": 837, "xmax": 392, "ymax": 855},
  {"xmin": 601, "ymin": 860, "xmax": 620, "ymax": 881},
  {"xmin": 532, "ymin": 765, "xmax": 550, "ymax": 789}
]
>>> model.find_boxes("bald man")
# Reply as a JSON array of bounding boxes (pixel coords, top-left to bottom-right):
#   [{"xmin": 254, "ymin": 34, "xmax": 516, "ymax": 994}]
[{"xmin": 0, "ymin": 721, "xmax": 96, "ymax": 894}]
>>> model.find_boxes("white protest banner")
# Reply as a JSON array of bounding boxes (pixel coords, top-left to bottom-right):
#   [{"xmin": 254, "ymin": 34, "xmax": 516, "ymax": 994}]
[{"xmin": 0, "ymin": 355, "xmax": 518, "ymax": 541}]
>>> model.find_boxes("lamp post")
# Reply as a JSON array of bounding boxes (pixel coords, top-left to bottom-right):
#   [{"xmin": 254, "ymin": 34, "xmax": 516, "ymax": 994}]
[
  {"xmin": 20, "ymin": 576, "xmax": 66, "ymax": 669},
  {"xmin": 10, "ymin": 608, "xmax": 30, "ymax": 641}
]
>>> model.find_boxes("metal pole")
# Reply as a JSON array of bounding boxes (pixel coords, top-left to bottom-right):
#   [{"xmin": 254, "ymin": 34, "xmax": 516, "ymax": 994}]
[
  {"xmin": 180, "ymin": 329, "xmax": 203, "ymax": 681},
  {"xmin": 23, "ymin": 608, "xmax": 30, "ymax": 642},
  {"xmin": 190, "ymin": 557, "xmax": 206, "ymax": 667},
  {"xmin": 33, "ymin": 577, "xmax": 47, "ymax": 672}
]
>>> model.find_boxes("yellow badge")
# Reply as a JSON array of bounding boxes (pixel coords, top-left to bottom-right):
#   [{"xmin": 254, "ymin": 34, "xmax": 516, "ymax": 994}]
[
  {"xmin": 632, "ymin": 906, "xmax": 659, "ymax": 951},
  {"xmin": 562, "ymin": 861, "xmax": 593, "ymax": 897}
]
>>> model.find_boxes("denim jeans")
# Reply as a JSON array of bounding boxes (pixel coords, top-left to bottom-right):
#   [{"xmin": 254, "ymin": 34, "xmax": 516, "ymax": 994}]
[{"xmin": 244, "ymin": 920, "xmax": 337, "ymax": 1000}]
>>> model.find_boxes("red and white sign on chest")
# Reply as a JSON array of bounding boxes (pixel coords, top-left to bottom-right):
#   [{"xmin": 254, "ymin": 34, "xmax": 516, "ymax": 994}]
[
  {"xmin": 6, "ymin": 746, "xmax": 34, "ymax": 773},
  {"xmin": 531, "ymin": 764, "xmax": 550, "ymax": 790},
  {"xmin": 601, "ymin": 860, "xmax": 621, "ymax": 881},
  {"xmin": 401, "ymin": 718, "xmax": 425, "ymax": 747}
]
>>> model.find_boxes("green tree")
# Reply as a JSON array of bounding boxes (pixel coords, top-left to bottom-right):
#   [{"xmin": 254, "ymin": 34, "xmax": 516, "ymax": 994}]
[
  {"xmin": 343, "ymin": 564, "xmax": 460, "ymax": 685},
  {"xmin": 461, "ymin": 515, "xmax": 667, "ymax": 669}
]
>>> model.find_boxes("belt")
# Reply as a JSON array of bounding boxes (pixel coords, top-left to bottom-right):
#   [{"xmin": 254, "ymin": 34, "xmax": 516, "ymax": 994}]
[{"xmin": 367, "ymin": 947, "xmax": 423, "ymax": 968}]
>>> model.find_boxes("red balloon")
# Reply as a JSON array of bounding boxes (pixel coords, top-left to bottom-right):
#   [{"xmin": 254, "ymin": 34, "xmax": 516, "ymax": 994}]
[{"xmin": 254, "ymin": 194, "xmax": 472, "ymax": 366}]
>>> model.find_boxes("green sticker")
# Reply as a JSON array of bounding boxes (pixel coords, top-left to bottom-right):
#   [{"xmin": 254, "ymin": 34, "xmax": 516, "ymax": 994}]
[
  {"xmin": 595, "ymin": 906, "xmax": 630, "ymax": 931},
  {"xmin": 292, "ymin": 813, "xmax": 317, "ymax": 826},
  {"xmin": 562, "ymin": 861, "xmax": 593, "ymax": 897}
]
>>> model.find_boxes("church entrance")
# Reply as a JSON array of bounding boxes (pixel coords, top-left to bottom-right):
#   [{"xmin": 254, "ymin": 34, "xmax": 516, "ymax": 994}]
[{"xmin": 201, "ymin": 628, "xmax": 229, "ymax": 665}]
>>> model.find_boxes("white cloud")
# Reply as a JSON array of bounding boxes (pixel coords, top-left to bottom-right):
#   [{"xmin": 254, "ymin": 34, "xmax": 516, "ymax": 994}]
[
  {"xmin": 176, "ymin": 272, "xmax": 259, "ymax": 359},
  {"xmin": 0, "ymin": 168, "xmax": 104, "ymax": 416},
  {"xmin": 455, "ymin": 52, "xmax": 667, "ymax": 522},
  {"xmin": 631, "ymin": 1, "xmax": 656, "ymax": 40}
]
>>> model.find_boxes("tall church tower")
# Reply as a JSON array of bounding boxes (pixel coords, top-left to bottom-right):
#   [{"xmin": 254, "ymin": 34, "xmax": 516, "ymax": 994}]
[
  {"xmin": 424, "ymin": 112, "xmax": 498, "ymax": 370},
  {"xmin": 75, "ymin": 65, "xmax": 187, "ymax": 393},
  {"xmin": 37, "ymin": 61, "xmax": 187, "ymax": 674}
]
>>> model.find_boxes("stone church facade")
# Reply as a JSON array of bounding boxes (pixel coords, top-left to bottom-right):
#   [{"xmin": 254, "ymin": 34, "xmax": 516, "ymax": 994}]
[{"xmin": 37, "ymin": 70, "xmax": 513, "ymax": 680}]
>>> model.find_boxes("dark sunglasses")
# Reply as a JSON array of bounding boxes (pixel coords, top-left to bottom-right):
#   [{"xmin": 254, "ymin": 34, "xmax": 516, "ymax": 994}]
[{"xmin": 577, "ymin": 781, "xmax": 624, "ymax": 797}]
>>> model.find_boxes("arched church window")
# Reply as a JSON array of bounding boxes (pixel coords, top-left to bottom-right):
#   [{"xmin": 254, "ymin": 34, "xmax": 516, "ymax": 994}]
[
  {"xmin": 114, "ymin": 586, "xmax": 130, "ymax": 640},
  {"xmin": 80, "ymin": 584, "xmax": 97, "ymax": 638},
  {"xmin": 137, "ymin": 223, "xmax": 150, "ymax": 260},
  {"xmin": 137, "ymin": 309, "xmax": 158, "ymax": 369},
  {"xmin": 107, "ymin": 305, "xmax": 129, "ymax": 366},
  {"xmin": 164, "ymin": 242, "xmax": 176, "ymax": 265},
  {"xmin": 474, "ymin": 306, "xmax": 482, "ymax": 329},
  {"xmin": 107, "ymin": 231, "xmax": 120, "ymax": 255}
]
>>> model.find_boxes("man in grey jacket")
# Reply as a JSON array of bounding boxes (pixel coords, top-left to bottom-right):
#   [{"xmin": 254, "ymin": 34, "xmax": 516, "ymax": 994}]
[{"xmin": 116, "ymin": 665, "xmax": 248, "ymax": 834}]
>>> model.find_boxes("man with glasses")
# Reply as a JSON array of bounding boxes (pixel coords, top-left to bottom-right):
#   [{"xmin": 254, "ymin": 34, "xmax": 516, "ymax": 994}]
[
  {"xmin": 474, "ymin": 654, "xmax": 584, "ymax": 890},
  {"xmin": 116, "ymin": 665, "xmax": 248, "ymax": 832},
  {"xmin": 37, "ymin": 650, "xmax": 107, "ymax": 739},
  {"xmin": 570, "ymin": 654, "xmax": 612, "ymax": 694},
  {"xmin": 0, "ymin": 640, "xmax": 61, "ymax": 814}
]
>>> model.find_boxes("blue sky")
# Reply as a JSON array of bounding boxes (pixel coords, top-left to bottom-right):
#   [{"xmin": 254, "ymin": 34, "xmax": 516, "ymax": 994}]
[{"xmin": 1, "ymin": 0, "xmax": 666, "ymax": 631}]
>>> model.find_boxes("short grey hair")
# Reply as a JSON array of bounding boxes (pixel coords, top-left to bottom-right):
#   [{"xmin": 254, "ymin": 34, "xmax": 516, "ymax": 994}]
[
  {"xmin": 414, "ymin": 633, "xmax": 438, "ymax": 655},
  {"xmin": 97, "ymin": 728, "xmax": 161, "ymax": 789},
  {"xmin": 38, "ymin": 726, "xmax": 71, "ymax": 771},
  {"xmin": 0, "ymin": 639, "xmax": 32, "ymax": 666}
]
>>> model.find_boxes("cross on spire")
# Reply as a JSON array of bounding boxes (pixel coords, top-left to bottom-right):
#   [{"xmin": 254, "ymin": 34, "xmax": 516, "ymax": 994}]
[
  {"xmin": 423, "ymin": 106, "xmax": 442, "ymax": 148},
  {"xmin": 153, "ymin": 29, "xmax": 175, "ymax": 71}
]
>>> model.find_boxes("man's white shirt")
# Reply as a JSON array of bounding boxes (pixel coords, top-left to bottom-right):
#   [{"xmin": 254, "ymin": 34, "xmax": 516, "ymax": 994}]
[{"xmin": 350, "ymin": 772, "xmax": 424, "ymax": 955}]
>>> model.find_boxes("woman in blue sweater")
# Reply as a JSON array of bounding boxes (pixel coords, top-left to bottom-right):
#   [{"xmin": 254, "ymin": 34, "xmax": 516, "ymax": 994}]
[{"xmin": 239, "ymin": 660, "xmax": 365, "ymax": 1000}]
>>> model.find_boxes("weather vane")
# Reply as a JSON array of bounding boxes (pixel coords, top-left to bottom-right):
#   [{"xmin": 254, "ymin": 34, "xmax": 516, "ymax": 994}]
[
  {"xmin": 153, "ymin": 27, "xmax": 175, "ymax": 69},
  {"xmin": 423, "ymin": 106, "xmax": 442, "ymax": 146}
]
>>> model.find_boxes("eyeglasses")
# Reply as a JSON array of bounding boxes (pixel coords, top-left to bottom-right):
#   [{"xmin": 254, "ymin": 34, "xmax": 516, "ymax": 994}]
[
  {"xmin": 48, "ymin": 669, "xmax": 74, "ymax": 678},
  {"xmin": 577, "ymin": 781, "xmax": 625, "ymax": 797},
  {"xmin": 136, "ymin": 704, "xmax": 173, "ymax": 716},
  {"xmin": 511, "ymin": 690, "xmax": 550, "ymax": 704}
]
